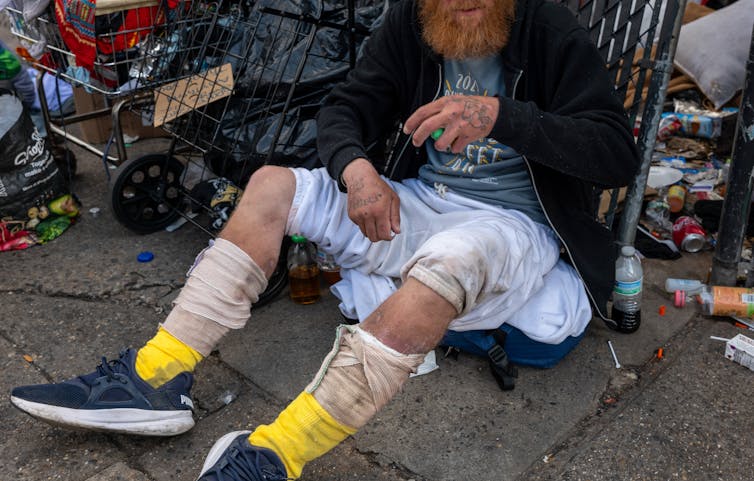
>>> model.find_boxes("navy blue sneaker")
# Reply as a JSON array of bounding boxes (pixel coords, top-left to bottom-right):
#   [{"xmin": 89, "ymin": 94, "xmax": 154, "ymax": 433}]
[
  {"xmin": 197, "ymin": 431, "xmax": 289, "ymax": 480},
  {"xmin": 10, "ymin": 348, "xmax": 195, "ymax": 436}
]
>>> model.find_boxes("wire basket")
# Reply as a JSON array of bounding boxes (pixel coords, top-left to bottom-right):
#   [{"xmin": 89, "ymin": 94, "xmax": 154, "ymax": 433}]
[
  {"xmin": 105, "ymin": 0, "xmax": 387, "ymax": 236},
  {"xmin": 5, "ymin": 0, "xmax": 173, "ymax": 96},
  {"xmin": 142, "ymin": 0, "xmax": 385, "ymax": 188}
]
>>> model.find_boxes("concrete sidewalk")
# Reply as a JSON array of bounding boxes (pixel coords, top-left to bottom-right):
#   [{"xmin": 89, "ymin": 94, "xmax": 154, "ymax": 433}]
[{"xmin": 1, "ymin": 140, "xmax": 752, "ymax": 481}]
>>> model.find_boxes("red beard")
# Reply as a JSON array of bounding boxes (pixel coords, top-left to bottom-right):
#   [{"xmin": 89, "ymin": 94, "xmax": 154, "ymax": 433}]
[{"xmin": 419, "ymin": 0, "xmax": 516, "ymax": 59}]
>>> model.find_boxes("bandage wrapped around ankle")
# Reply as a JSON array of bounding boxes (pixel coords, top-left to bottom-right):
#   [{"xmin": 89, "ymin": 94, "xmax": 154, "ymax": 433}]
[
  {"xmin": 306, "ymin": 325, "xmax": 425, "ymax": 429},
  {"xmin": 172, "ymin": 238, "xmax": 267, "ymax": 330}
]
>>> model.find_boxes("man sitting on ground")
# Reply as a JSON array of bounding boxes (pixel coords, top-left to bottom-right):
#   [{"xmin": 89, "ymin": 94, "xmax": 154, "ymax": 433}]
[{"xmin": 10, "ymin": 0, "xmax": 638, "ymax": 479}]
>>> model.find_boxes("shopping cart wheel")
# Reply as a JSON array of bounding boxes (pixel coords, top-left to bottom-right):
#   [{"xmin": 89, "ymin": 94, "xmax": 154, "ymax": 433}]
[
  {"xmin": 253, "ymin": 236, "xmax": 290, "ymax": 308},
  {"xmin": 110, "ymin": 154, "xmax": 184, "ymax": 234}
]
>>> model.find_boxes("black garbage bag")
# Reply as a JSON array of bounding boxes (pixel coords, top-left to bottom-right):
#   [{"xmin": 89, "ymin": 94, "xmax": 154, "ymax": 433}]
[
  {"xmin": 204, "ymin": 97, "xmax": 322, "ymax": 186},
  {"xmin": 233, "ymin": 0, "xmax": 390, "ymax": 98},
  {"xmin": 167, "ymin": 0, "xmax": 389, "ymax": 185},
  {"xmin": 0, "ymin": 92, "xmax": 69, "ymax": 221}
]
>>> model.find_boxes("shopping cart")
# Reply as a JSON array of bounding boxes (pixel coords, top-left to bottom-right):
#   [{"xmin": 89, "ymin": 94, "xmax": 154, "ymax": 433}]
[
  {"xmin": 108, "ymin": 0, "xmax": 384, "ymax": 305},
  {"xmin": 103, "ymin": 0, "xmax": 383, "ymax": 236},
  {"xmin": 4, "ymin": 0, "xmax": 170, "ymax": 165}
]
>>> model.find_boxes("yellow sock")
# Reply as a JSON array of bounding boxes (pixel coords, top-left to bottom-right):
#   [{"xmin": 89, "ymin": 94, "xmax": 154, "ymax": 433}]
[
  {"xmin": 135, "ymin": 327, "xmax": 203, "ymax": 388},
  {"xmin": 249, "ymin": 392, "xmax": 356, "ymax": 479}
]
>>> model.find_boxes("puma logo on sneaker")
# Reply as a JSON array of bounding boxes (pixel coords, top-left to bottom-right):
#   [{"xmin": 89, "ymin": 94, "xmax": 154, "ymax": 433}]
[{"xmin": 180, "ymin": 394, "xmax": 194, "ymax": 409}]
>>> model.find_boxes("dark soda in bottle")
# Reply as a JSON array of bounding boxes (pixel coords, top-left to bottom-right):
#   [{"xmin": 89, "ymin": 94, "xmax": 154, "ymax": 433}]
[{"xmin": 611, "ymin": 245, "xmax": 643, "ymax": 333}]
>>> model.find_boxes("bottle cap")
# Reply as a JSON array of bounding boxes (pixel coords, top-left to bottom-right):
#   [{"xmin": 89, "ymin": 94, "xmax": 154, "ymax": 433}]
[
  {"xmin": 137, "ymin": 251, "xmax": 154, "ymax": 263},
  {"xmin": 291, "ymin": 234, "xmax": 307, "ymax": 243},
  {"xmin": 674, "ymin": 290, "xmax": 686, "ymax": 308},
  {"xmin": 620, "ymin": 245, "xmax": 636, "ymax": 257}
]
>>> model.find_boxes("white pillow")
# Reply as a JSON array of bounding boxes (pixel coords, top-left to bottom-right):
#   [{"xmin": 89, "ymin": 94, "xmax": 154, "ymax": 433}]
[{"xmin": 674, "ymin": 0, "xmax": 754, "ymax": 109}]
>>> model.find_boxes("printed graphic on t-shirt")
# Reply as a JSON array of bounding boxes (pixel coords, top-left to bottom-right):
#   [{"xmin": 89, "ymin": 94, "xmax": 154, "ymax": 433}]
[
  {"xmin": 418, "ymin": 56, "xmax": 546, "ymax": 225},
  {"xmin": 442, "ymin": 140, "xmax": 520, "ymax": 174},
  {"xmin": 439, "ymin": 66, "xmax": 507, "ymax": 174}
]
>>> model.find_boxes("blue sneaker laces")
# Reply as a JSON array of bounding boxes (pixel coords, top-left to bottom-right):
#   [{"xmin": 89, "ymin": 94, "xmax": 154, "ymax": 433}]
[{"xmin": 78, "ymin": 351, "xmax": 133, "ymax": 387}]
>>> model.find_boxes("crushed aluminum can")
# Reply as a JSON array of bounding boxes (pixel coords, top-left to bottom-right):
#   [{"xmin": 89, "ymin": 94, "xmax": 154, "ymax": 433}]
[{"xmin": 672, "ymin": 216, "xmax": 707, "ymax": 252}]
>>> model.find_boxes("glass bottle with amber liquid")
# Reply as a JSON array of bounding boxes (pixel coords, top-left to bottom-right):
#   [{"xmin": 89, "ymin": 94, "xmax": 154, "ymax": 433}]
[{"xmin": 287, "ymin": 234, "xmax": 320, "ymax": 304}]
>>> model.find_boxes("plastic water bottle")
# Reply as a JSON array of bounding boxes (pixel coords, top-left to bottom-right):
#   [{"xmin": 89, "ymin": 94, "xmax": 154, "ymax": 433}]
[
  {"xmin": 287, "ymin": 234, "xmax": 320, "ymax": 304},
  {"xmin": 664, "ymin": 278, "xmax": 705, "ymax": 295},
  {"xmin": 611, "ymin": 245, "xmax": 643, "ymax": 333}
]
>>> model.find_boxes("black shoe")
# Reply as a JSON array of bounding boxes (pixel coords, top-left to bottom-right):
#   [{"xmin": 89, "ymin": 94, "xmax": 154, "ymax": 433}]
[
  {"xmin": 197, "ymin": 431, "xmax": 289, "ymax": 480},
  {"xmin": 10, "ymin": 348, "xmax": 195, "ymax": 436}
]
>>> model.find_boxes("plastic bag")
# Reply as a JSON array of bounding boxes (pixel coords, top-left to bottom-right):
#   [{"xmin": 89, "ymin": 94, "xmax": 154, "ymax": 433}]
[{"xmin": 0, "ymin": 93, "xmax": 68, "ymax": 220}]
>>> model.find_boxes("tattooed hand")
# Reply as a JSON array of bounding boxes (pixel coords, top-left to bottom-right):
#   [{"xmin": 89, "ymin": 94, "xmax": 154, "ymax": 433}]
[
  {"xmin": 342, "ymin": 158, "xmax": 401, "ymax": 242},
  {"xmin": 403, "ymin": 95, "xmax": 499, "ymax": 153}
]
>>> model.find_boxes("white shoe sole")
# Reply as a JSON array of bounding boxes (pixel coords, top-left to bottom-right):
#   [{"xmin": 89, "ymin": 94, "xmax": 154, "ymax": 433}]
[
  {"xmin": 10, "ymin": 396, "xmax": 195, "ymax": 436},
  {"xmin": 197, "ymin": 430, "xmax": 252, "ymax": 479}
]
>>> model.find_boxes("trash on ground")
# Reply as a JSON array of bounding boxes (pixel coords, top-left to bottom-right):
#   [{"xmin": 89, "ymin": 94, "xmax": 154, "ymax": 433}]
[
  {"xmin": 137, "ymin": 251, "xmax": 154, "ymax": 263},
  {"xmin": 607, "ymin": 340, "xmax": 621, "ymax": 369},
  {"xmin": 723, "ymin": 334, "xmax": 754, "ymax": 372}
]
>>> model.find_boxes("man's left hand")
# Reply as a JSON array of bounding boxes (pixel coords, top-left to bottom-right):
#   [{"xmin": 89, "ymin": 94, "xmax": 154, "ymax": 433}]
[{"xmin": 403, "ymin": 96, "xmax": 499, "ymax": 153}]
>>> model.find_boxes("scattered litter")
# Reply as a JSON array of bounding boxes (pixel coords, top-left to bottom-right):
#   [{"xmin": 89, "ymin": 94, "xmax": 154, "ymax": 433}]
[
  {"xmin": 710, "ymin": 336, "xmax": 731, "ymax": 342},
  {"xmin": 658, "ymin": 305, "xmax": 667, "ymax": 316},
  {"xmin": 137, "ymin": 251, "xmax": 154, "ymax": 263},
  {"xmin": 122, "ymin": 133, "xmax": 140, "ymax": 145},
  {"xmin": 410, "ymin": 350, "xmax": 439, "ymax": 377},
  {"xmin": 542, "ymin": 454, "xmax": 553, "ymax": 463},
  {"xmin": 220, "ymin": 390, "xmax": 237, "ymax": 405},
  {"xmin": 656, "ymin": 348, "xmax": 664, "ymax": 360},
  {"xmin": 733, "ymin": 317, "xmax": 754, "ymax": 331},
  {"xmin": 165, "ymin": 211, "xmax": 198, "ymax": 232},
  {"xmin": 23, "ymin": 354, "xmax": 33, "ymax": 363},
  {"xmin": 607, "ymin": 340, "xmax": 621, "ymax": 369},
  {"xmin": 89, "ymin": 207, "xmax": 100, "ymax": 218},
  {"xmin": 723, "ymin": 334, "xmax": 754, "ymax": 372}
]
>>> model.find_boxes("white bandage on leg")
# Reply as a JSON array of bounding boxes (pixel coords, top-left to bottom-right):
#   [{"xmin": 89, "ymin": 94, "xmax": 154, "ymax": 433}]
[
  {"xmin": 306, "ymin": 325, "xmax": 426, "ymax": 429},
  {"xmin": 163, "ymin": 238, "xmax": 268, "ymax": 354}
]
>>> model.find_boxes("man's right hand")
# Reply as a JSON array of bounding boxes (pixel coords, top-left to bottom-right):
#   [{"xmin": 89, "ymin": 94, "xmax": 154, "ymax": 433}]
[{"xmin": 342, "ymin": 158, "xmax": 401, "ymax": 242}]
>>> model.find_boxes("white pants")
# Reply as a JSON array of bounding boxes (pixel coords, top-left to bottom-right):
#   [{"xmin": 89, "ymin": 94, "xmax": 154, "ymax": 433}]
[{"xmin": 286, "ymin": 168, "xmax": 591, "ymax": 344}]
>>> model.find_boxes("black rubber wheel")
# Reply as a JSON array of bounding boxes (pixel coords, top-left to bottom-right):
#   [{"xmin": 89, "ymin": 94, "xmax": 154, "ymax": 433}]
[
  {"xmin": 253, "ymin": 236, "xmax": 290, "ymax": 308},
  {"xmin": 110, "ymin": 154, "xmax": 184, "ymax": 234}
]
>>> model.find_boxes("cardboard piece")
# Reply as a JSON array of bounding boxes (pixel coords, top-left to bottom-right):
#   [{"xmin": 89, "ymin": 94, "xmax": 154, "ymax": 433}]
[
  {"xmin": 71, "ymin": 87, "xmax": 168, "ymax": 143},
  {"xmin": 153, "ymin": 63, "xmax": 234, "ymax": 127},
  {"xmin": 599, "ymin": 187, "xmax": 627, "ymax": 220}
]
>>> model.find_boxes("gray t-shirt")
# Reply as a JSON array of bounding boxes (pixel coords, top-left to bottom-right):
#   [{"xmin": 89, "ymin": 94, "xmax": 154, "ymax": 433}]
[{"xmin": 418, "ymin": 56, "xmax": 547, "ymax": 225}]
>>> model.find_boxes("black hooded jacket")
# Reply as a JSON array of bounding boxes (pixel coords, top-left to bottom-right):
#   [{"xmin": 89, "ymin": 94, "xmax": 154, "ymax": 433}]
[{"xmin": 316, "ymin": 0, "xmax": 640, "ymax": 319}]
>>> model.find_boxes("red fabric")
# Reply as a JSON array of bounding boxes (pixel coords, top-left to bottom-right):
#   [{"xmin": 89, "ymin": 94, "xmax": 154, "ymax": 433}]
[
  {"xmin": 54, "ymin": 0, "xmax": 169, "ymax": 77},
  {"xmin": 54, "ymin": 0, "xmax": 96, "ymax": 71},
  {"xmin": 96, "ymin": 6, "xmax": 165, "ymax": 56}
]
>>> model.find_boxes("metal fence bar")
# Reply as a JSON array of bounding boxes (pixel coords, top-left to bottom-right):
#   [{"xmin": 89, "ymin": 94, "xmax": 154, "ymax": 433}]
[
  {"xmin": 711, "ymin": 25, "xmax": 754, "ymax": 287},
  {"xmin": 616, "ymin": 0, "xmax": 687, "ymax": 246}
]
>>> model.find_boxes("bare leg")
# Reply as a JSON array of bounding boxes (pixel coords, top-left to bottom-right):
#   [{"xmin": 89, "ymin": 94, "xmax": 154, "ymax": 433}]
[
  {"xmin": 361, "ymin": 277, "xmax": 457, "ymax": 353},
  {"xmin": 219, "ymin": 165, "xmax": 297, "ymax": 277}
]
